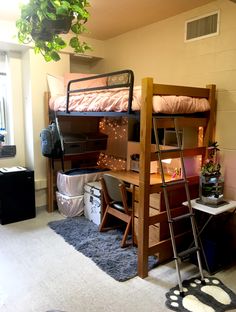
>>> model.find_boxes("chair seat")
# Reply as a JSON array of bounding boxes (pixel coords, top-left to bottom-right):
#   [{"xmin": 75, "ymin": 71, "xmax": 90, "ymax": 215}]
[
  {"xmin": 111, "ymin": 202, "xmax": 132, "ymax": 214},
  {"xmin": 111, "ymin": 201, "xmax": 125, "ymax": 211}
]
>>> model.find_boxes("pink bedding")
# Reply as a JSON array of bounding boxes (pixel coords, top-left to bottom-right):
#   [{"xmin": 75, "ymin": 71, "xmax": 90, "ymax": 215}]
[{"xmin": 49, "ymin": 86, "xmax": 210, "ymax": 114}]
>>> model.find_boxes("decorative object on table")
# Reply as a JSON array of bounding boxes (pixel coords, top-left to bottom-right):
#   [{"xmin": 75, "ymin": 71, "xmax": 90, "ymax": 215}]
[
  {"xmin": 16, "ymin": 0, "xmax": 91, "ymax": 62},
  {"xmin": 48, "ymin": 216, "xmax": 158, "ymax": 281},
  {"xmin": 165, "ymin": 276, "xmax": 236, "ymax": 312},
  {"xmin": 199, "ymin": 142, "xmax": 224, "ymax": 206}
]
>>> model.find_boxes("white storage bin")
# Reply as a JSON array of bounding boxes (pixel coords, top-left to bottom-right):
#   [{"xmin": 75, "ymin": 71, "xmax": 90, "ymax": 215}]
[
  {"xmin": 57, "ymin": 168, "xmax": 107, "ymax": 196},
  {"xmin": 84, "ymin": 181, "xmax": 102, "ymax": 225},
  {"xmin": 56, "ymin": 191, "xmax": 84, "ymax": 217}
]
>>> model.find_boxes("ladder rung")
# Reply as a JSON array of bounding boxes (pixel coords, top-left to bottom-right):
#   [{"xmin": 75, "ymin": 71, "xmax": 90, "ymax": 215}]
[
  {"xmin": 177, "ymin": 247, "xmax": 199, "ymax": 259},
  {"xmin": 171, "ymin": 213, "xmax": 194, "ymax": 222},
  {"xmin": 163, "ymin": 180, "xmax": 186, "ymax": 187}
]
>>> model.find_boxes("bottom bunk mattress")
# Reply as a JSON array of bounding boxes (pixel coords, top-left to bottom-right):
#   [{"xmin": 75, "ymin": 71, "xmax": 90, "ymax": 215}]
[{"xmin": 57, "ymin": 167, "xmax": 109, "ymax": 196}]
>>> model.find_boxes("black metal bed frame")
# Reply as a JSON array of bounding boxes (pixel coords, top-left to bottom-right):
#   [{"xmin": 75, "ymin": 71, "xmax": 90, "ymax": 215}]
[{"xmin": 54, "ymin": 69, "xmax": 137, "ymax": 117}]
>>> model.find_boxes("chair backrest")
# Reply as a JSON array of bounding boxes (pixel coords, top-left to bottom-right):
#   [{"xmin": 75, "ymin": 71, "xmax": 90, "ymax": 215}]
[{"xmin": 103, "ymin": 174, "xmax": 124, "ymax": 202}]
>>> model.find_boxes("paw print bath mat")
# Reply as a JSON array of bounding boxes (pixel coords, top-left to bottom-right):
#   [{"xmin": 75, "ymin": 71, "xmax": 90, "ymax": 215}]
[{"xmin": 165, "ymin": 276, "xmax": 236, "ymax": 312}]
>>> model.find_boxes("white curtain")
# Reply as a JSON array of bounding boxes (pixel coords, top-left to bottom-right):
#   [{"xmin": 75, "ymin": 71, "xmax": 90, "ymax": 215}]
[{"xmin": 0, "ymin": 95, "xmax": 6, "ymax": 130}]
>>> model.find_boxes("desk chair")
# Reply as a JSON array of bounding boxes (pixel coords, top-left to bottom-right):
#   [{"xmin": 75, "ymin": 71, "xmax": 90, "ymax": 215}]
[{"xmin": 99, "ymin": 174, "xmax": 132, "ymax": 248}]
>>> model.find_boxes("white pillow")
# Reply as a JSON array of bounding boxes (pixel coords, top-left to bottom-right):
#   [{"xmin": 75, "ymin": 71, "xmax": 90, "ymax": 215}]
[{"xmin": 47, "ymin": 74, "xmax": 65, "ymax": 97}]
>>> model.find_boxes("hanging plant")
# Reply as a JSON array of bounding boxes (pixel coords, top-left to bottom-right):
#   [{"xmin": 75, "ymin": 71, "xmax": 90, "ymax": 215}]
[{"xmin": 16, "ymin": 0, "xmax": 91, "ymax": 62}]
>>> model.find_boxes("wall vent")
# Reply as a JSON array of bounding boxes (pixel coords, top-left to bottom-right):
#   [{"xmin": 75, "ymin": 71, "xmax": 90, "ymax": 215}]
[{"xmin": 185, "ymin": 11, "xmax": 219, "ymax": 42}]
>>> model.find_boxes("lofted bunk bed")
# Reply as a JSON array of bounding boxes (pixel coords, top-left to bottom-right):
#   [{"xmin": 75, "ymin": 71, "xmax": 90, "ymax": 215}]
[{"xmin": 44, "ymin": 69, "xmax": 216, "ymax": 278}]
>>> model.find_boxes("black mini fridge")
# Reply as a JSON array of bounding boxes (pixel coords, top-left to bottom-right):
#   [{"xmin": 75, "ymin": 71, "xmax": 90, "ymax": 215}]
[{"xmin": 0, "ymin": 169, "xmax": 36, "ymax": 225}]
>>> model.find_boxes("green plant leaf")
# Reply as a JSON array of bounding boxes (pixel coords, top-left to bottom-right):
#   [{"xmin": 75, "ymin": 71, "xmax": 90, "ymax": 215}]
[
  {"xmin": 50, "ymin": 0, "xmax": 61, "ymax": 8},
  {"xmin": 69, "ymin": 36, "xmax": 79, "ymax": 48},
  {"xmin": 72, "ymin": 5, "xmax": 89, "ymax": 19},
  {"xmin": 54, "ymin": 36, "xmax": 66, "ymax": 48},
  {"xmin": 49, "ymin": 51, "xmax": 61, "ymax": 62},
  {"xmin": 71, "ymin": 22, "xmax": 82, "ymax": 34},
  {"xmin": 61, "ymin": 1, "xmax": 71, "ymax": 9},
  {"xmin": 44, "ymin": 54, "xmax": 52, "ymax": 62},
  {"xmin": 46, "ymin": 12, "xmax": 57, "ymax": 20},
  {"xmin": 56, "ymin": 5, "xmax": 69, "ymax": 15},
  {"xmin": 34, "ymin": 46, "xmax": 40, "ymax": 54},
  {"xmin": 36, "ymin": 10, "xmax": 44, "ymax": 22}
]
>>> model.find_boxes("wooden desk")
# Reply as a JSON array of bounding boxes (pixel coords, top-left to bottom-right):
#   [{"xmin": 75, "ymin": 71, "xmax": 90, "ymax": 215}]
[
  {"xmin": 109, "ymin": 170, "xmax": 173, "ymax": 187},
  {"xmin": 108, "ymin": 170, "xmax": 140, "ymax": 186},
  {"xmin": 108, "ymin": 170, "xmax": 194, "ymax": 263},
  {"xmin": 108, "ymin": 170, "xmax": 163, "ymax": 252}
]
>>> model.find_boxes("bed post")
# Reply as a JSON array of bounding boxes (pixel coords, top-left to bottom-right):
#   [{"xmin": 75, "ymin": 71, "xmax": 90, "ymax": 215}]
[
  {"xmin": 203, "ymin": 84, "xmax": 216, "ymax": 148},
  {"xmin": 44, "ymin": 92, "xmax": 54, "ymax": 213},
  {"xmin": 138, "ymin": 77, "xmax": 153, "ymax": 278}
]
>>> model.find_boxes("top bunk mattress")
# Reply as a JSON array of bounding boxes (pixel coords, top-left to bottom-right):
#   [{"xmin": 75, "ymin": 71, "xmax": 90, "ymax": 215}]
[{"xmin": 49, "ymin": 86, "xmax": 210, "ymax": 115}]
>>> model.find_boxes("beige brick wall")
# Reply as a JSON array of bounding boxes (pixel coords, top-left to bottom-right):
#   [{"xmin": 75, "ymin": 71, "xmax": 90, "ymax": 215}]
[{"xmin": 91, "ymin": 0, "xmax": 236, "ymax": 199}]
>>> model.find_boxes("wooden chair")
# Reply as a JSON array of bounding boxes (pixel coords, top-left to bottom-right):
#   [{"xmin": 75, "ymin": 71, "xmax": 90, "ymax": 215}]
[{"xmin": 99, "ymin": 174, "xmax": 132, "ymax": 248}]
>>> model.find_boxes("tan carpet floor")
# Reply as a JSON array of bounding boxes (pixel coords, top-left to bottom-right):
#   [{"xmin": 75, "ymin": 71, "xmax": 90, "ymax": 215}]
[{"xmin": 0, "ymin": 207, "xmax": 235, "ymax": 312}]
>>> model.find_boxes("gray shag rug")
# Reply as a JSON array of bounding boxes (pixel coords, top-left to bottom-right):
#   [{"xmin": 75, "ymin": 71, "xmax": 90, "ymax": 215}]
[{"xmin": 48, "ymin": 216, "xmax": 158, "ymax": 282}]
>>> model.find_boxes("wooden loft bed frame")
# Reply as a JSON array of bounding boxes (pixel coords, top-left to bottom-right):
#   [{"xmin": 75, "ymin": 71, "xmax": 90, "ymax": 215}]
[
  {"xmin": 44, "ymin": 72, "xmax": 216, "ymax": 279},
  {"xmin": 137, "ymin": 78, "xmax": 216, "ymax": 278}
]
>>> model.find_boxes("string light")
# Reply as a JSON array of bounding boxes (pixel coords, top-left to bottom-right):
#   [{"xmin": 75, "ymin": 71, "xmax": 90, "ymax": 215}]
[
  {"xmin": 98, "ymin": 117, "xmax": 128, "ymax": 170},
  {"xmin": 97, "ymin": 153, "xmax": 126, "ymax": 171},
  {"xmin": 99, "ymin": 117, "xmax": 128, "ymax": 140}
]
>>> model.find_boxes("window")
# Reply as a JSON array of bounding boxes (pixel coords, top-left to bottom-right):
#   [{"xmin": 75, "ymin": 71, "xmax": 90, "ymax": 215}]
[{"xmin": 0, "ymin": 52, "xmax": 10, "ymax": 145}]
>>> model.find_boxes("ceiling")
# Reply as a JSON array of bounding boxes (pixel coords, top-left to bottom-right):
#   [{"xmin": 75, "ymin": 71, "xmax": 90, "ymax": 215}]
[{"xmin": 1, "ymin": 0, "xmax": 215, "ymax": 40}]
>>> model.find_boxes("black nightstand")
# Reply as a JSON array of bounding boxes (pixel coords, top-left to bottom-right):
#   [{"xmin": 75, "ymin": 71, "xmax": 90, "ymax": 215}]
[{"xmin": 0, "ymin": 169, "xmax": 36, "ymax": 225}]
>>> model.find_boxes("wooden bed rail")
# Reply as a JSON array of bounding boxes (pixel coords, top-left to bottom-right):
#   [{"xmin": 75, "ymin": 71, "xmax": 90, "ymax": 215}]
[
  {"xmin": 153, "ymin": 84, "xmax": 210, "ymax": 98},
  {"xmin": 152, "ymin": 117, "xmax": 207, "ymax": 129}
]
